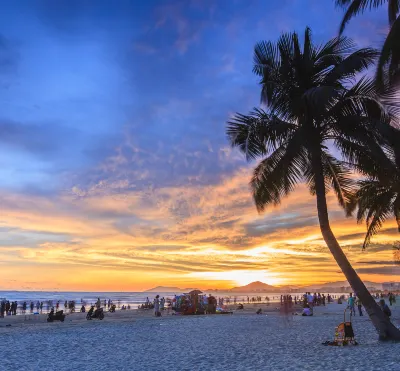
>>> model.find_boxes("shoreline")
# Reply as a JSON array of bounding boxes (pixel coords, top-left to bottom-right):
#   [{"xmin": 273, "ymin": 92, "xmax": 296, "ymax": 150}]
[{"xmin": 0, "ymin": 302, "xmax": 300, "ymax": 331}]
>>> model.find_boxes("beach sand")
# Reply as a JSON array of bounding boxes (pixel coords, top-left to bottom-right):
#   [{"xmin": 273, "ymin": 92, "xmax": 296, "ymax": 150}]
[{"xmin": 0, "ymin": 302, "xmax": 398, "ymax": 370}]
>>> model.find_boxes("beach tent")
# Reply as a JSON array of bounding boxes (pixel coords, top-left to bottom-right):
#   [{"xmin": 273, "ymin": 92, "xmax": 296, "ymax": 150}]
[{"xmin": 188, "ymin": 290, "xmax": 202, "ymax": 295}]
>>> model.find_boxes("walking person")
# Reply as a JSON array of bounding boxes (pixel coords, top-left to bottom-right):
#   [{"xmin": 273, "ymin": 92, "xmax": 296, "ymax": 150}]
[
  {"xmin": 356, "ymin": 296, "xmax": 363, "ymax": 316},
  {"xmin": 347, "ymin": 293, "xmax": 356, "ymax": 316}
]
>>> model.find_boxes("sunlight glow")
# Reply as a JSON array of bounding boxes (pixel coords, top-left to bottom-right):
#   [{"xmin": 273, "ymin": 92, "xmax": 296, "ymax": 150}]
[{"xmin": 187, "ymin": 270, "xmax": 284, "ymax": 287}]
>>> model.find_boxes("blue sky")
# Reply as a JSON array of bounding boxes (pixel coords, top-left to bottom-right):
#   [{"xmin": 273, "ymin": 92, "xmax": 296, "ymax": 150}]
[
  {"xmin": 0, "ymin": 1, "xmax": 397, "ymax": 290},
  {"xmin": 0, "ymin": 0, "xmax": 387, "ymax": 195}
]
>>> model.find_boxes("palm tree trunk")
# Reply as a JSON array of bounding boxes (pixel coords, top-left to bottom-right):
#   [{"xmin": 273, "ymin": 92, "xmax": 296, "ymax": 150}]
[{"xmin": 312, "ymin": 150, "xmax": 400, "ymax": 340}]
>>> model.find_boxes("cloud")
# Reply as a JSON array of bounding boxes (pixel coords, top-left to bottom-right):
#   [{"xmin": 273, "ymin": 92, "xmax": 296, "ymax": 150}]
[
  {"xmin": 0, "ymin": 0, "xmax": 399, "ymax": 290},
  {"xmin": 356, "ymin": 266, "xmax": 400, "ymax": 275}
]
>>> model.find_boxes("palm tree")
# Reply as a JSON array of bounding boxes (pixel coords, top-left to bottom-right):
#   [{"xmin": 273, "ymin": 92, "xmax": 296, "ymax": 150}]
[
  {"xmin": 354, "ymin": 123, "xmax": 400, "ymax": 248},
  {"xmin": 226, "ymin": 27, "xmax": 400, "ymax": 340},
  {"xmin": 336, "ymin": 0, "xmax": 400, "ymax": 88}
]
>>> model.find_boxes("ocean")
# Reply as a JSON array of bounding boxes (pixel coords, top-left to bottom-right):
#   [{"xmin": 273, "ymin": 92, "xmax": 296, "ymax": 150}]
[{"xmin": 0, "ymin": 290, "xmax": 346, "ymax": 314}]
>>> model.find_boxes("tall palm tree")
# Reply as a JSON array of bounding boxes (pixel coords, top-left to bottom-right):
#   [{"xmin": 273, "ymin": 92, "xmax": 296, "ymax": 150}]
[
  {"xmin": 226, "ymin": 27, "xmax": 400, "ymax": 340},
  {"xmin": 354, "ymin": 123, "xmax": 400, "ymax": 248},
  {"xmin": 336, "ymin": 0, "xmax": 400, "ymax": 88}
]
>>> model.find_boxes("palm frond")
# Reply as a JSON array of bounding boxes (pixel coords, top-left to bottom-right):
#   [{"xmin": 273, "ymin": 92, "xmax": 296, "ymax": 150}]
[
  {"xmin": 394, "ymin": 194, "xmax": 400, "ymax": 231},
  {"xmin": 388, "ymin": 0, "xmax": 400, "ymax": 25},
  {"xmin": 376, "ymin": 14, "xmax": 400, "ymax": 89},
  {"xmin": 322, "ymin": 152, "xmax": 357, "ymax": 215},
  {"xmin": 337, "ymin": 1, "xmax": 394, "ymax": 33},
  {"xmin": 338, "ymin": 0, "xmax": 368, "ymax": 34},
  {"xmin": 355, "ymin": 178, "xmax": 395, "ymax": 248},
  {"xmin": 227, "ymin": 109, "xmax": 296, "ymax": 161},
  {"xmin": 323, "ymin": 48, "xmax": 379, "ymax": 85},
  {"xmin": 303, "ymin": 27, "xmax": 313, "ymax": 63},
  {"xmin": 250, "ymin": 131, "xmax": 307, "ymax": 211},
  {"xmin": 304, "ymin": 150, "xmax": 356, "ymax": 215}
]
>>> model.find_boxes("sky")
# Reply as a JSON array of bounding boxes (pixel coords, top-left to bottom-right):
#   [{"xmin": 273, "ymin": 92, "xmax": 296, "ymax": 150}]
[{"xmin": 0, "ymin": 0, "xmax": 398, "ymax": 291}]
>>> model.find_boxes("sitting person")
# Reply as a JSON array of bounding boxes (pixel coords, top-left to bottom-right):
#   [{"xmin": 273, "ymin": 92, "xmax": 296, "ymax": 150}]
[
  {"xmin": 80, "ymin": 305, "xmax": 86, "ymax": 313},
  {"xmin": 302, "ymin": 305, "xmax": 313, "ymax": 316},
  {"xmin": 237, "ymin": 304, "xmax": 244, "ymax": 310},
  {"xmin": 256, "ymin": 308, "xmax": 262, "ymax": 315}
]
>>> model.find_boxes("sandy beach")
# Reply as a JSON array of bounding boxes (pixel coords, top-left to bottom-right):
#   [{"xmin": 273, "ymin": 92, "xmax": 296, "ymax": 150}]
[{"xmin": 0, "ymin": 301, "xmax": 398, "ymax": 370}]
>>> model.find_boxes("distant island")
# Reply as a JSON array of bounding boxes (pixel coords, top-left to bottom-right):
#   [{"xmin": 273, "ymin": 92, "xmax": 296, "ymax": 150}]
[
  {"xmin": 144, "ymin": 286, "xmax": 200, "ymax": 293},
  {"xmin": 144, "ymin": 280, "xmax": 399, "ymax": 293}
]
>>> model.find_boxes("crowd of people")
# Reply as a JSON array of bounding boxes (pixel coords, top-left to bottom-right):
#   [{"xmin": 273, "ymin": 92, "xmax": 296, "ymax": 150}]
[
  {"xmin": 0, "ymin": 297, "xmax": 126, "ymax": 317},
  {"xmin": 1, "ymin": 291, "xmax": 398, "ymax": 318}
]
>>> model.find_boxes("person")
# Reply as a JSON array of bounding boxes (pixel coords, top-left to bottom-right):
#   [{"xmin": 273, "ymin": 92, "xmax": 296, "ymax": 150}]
[
  {"xmin": 379, "ymin": 299, "xmax": 391, "ymax": 319},
  {"xmin": 0, "ymin": 301, "xmax": 5, "ymax": 318},
  {"xmin": 5, "ymin": 301, "xmax": 10, "ymax": 316},
  {"xmin": 356, "ymin": 296, "xmax": 363, "ymax": 316},
  {"xmin": 160, "ymin": 297, "xmax": 165, "ymax": 311},
  {"xmin": 307, "ymin": 292, "xmax": 313, "ymax": 308},
  {"xmin": 154, "ymin": 295, "xmax": 160, "ymax": 317},
  {"xmin": 256, "ymin": 308, "xmax": 262, "ymax": 315},
  {"xmin": 347, "ymin": 293, "xmax": 355, "ymax": 316},
  {"xmin": 80, "ymin": 305, "xmax": 86, "ymax": 313},
  {"xmin": 12, "ymin": 302, "xmax": 17, "ymax": 315},
  {"xmin": 166, "ymin": 299, "xmax": 172, "ymax": 314},
  {"xmin": 207, "ymin": 294, "xmax": 216, "ymax": 314},
  {"xmin": 302, "ymin": 305, "xmax": 313, "ymax": 316},
  {"xmin": 96, "ymin": 298, "xmax": 101, "ymax": 309}
]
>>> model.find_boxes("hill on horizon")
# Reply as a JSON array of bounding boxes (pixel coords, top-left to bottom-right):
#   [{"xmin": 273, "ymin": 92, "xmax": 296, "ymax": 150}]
[
  {"xmin": 144, "ymin": 280, "xmax": 392, "ymax": 293},
  {"xmin": 144, "ymin": 286, "xmax": 200, "ymax": 293},
  {"xmin": 229, "ymin": 281, "xmax": 278, "ymax": 292}
]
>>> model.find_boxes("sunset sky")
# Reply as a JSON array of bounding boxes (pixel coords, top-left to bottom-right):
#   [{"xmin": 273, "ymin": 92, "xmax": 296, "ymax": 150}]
[{"xmin": 0, "ymin": 0, "xmax": 399, "ymax": 292}]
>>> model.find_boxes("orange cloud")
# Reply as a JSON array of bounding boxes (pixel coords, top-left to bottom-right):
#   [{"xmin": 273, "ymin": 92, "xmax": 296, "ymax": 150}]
[{"xmin": 0, "ymin": 166, "xmax": 399, "ymax": 291}]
